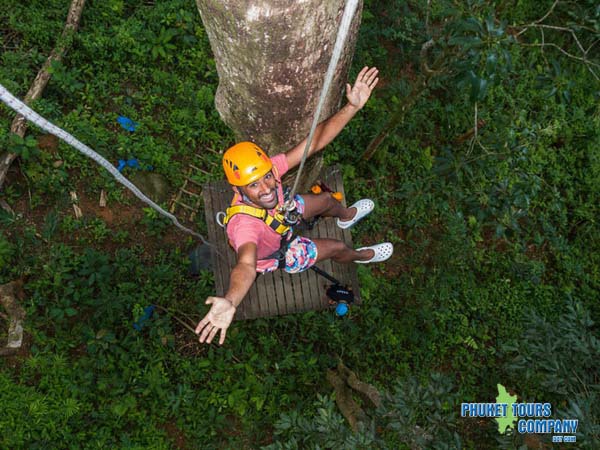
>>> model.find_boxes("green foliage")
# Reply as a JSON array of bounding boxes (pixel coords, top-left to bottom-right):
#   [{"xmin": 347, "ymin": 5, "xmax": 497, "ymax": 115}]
[
  {"xmin": 0, "ymin": 0, "xmax": 598, "ymax": 447},
  {"xmin": 140, "ymin": 207, "xmax": 170, "ymax": 237},
  {"xmin": 504, "ymin": 301, "xmax": 599, "ymax": 400},
  {"xmin": 6, "ymin": 134, "xmax": 40, "ymax": 161},
  {"xmin": 265, "ymin": 373, "xmax": 462, "ymax": 449},
  {"xmin": 0, "ymin": 230, "xmax": 15, "ymax": 270},
  {"xmin": 264, "ymin": 394, "xmax": 378, "ymax": 450},
  {"xmin": 379, "ymin": 373, "xmax": 463, "ymax": 449}
]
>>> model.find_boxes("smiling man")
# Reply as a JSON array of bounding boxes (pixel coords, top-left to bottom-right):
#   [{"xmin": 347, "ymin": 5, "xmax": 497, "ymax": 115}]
[{"xmin": 195, "ymin": 67, "xmax": 393, "ymax": 345}]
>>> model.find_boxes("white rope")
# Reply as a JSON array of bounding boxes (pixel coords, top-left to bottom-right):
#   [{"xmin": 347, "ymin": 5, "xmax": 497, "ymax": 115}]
[
  {"xmin": 1, "ymin": 0, "xmax": 360, "ymax": 243},
  {"xmin": 287, "ymin": 0, "xmax": 360, "ymax": 202},
  {"xmin": 0, "ymin": 84, "xmax": 212, "ymax": 246}
]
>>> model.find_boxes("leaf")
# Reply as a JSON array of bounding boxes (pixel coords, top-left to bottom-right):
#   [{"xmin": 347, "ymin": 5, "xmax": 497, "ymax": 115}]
[
  {"xmin": 468, "ymin": 71, "xmax": 488, "ymax": 102},
  {"xmin": 460, "ymin": 17, "xmax": 484, "ymax": 33},
  {"xmin": 448, "ymin": 35, "xmax": 483, "ymax": 48},
  {"xmin": 197, "ymin": 359, "xmax": 211, "ymax": 368},
  {"xmin": 495, "ymin": 384, "xmax": 517, "ymax": 434},
  {"xmin": 485, "ymin": 15, "xmax": 496, "ymax": 33},
  {"xmin": 96, "ymin": 328, "xmax": 109, "ymax": 339},
  {"xmin": 486, "ymin": 53, "xmax": 498, "ymax": 75}
]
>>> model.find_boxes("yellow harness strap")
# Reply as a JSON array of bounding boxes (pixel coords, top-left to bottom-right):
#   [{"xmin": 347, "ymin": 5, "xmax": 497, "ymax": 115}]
[{"xmin": 223, "ymin": 205, "xmax": 290, "ymax": 235}]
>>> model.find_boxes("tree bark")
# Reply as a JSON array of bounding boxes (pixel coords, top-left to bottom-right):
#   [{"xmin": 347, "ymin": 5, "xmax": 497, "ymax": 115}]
[
  {"xmin": 326, "ymin": 361, "xmax": 381, "ymax": 432},
  {"xmin": 0, "ymin": 0, "xmax": 86, "ymax": 190},
  {"xmin": 0, "ymin": 280, "xmax": 26, "ymax": 357},
  {"xmin": 195, "ymin": 0, "xmax": 362, "ymax": 186}
]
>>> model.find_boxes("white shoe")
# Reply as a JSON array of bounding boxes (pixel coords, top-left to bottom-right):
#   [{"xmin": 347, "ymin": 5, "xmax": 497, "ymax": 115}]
[
  {"xmin": 354, "ymin": 242, "xmax": 394, "ymax": 264},
  {"xmin": 337, "ymin": 199, "xmax": 375, "ymax": 229}
]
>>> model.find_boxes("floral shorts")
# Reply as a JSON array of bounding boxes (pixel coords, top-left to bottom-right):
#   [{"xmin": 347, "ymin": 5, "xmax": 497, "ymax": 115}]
[{"xmin": 284, "ymin": 236, "xmax": 318, "ymax": 274}]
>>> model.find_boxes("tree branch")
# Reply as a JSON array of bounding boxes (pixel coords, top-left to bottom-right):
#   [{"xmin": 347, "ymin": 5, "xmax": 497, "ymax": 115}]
[
  {"xmin": 520, "ymin": 42, "xmax": 600, "ymax": 80},
  {"xmin": 0, "ymin": 0, "xmax": 86, "ymax": 190},
  {"xmin": 513, "ymin": 0, "xmax": 598, "ymax": 80},
  {"xmin": 515, "ymin": 0, "xmax": 560, "ymax": 37},
  {"xmin": 522, "ymin": 23, "xmax": 587, "ymax": 55}
]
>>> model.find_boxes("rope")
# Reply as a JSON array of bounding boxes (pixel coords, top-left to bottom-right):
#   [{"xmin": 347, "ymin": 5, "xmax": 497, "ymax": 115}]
[
  {"xmin": 286, "ymin": 0, "xmax": 360, "ymax": 203},
  {"xmin": 0, "ymin": 84, "xmax": 212, "ymax": 247},
  {"xmin": 1, "ymin": 0, "xmax": 360, "ymax": 246}
]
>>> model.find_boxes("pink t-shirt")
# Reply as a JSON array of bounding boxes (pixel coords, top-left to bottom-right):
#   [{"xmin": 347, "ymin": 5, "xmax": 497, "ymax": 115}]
[{"xmin": 226, "ymin": 153, "xmax": 289, "ymax": 272}]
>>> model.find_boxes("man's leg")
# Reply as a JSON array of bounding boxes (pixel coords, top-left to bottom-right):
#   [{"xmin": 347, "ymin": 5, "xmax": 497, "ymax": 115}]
[
  {"xmin": 312, "ymin": 238, "xmax": 374, "ymax": 264},
  {"xmin": 282, "ymin": 237, "xmax": 390, "ymax": 274},
  {"xmin": 300, "ymin": 193, "xmax": 356, "ymax": 221}
]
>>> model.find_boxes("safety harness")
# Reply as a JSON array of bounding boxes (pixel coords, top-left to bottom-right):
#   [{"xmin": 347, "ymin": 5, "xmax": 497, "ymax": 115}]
[
  {"xmin": 220, "ymin": 162, "xmax": 296, "ymax": 266},
  {"xmin": 220, "ymin": 182, "xmax": 337, "ymax": 267},
  {"xmin": 218, "ymin": 183, "xmax": 355, "ymax": 315},
  {"xmin": 221, "ymin": 185, "xmax": 297, "ymax": 267},
  {"xmin": 222, "ymin": 204, "xmax": 291, "ymax": 236}
]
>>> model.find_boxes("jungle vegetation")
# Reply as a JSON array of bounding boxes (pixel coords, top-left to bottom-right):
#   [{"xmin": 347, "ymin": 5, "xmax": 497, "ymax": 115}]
[{"xmin": 0, "ymin": 0, "xmax": 598, "ymax": 448}]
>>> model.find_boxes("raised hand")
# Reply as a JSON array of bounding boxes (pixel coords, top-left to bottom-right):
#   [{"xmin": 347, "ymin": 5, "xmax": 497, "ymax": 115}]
[
  {"xmin": 346, "ymin": 66, "xmax": 379, "ymax": 109},
  {"xmin": 195, "ymin": 296, "xmax": 237, "ymax": 345}
]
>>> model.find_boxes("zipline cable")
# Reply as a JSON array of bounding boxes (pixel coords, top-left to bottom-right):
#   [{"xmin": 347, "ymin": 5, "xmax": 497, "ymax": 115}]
[
  {"xmin": 0, "ymin": 84, "xmax": 212, "ymax": 247},
  {"xmin": 286, "ymin": 0, "xmax": 360, "ymax": 204}
]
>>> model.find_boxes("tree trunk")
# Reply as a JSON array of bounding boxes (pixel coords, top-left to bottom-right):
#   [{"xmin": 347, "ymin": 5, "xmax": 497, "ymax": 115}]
[{"xmin": 195, "ymin": 0, "xmax": 362, "ymax": 186}]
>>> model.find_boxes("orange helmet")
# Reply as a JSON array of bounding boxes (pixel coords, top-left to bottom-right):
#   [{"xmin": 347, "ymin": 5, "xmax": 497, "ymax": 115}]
[{"xmin": 222, "ymin": 142, "xmax": 273, "ymax": 186}]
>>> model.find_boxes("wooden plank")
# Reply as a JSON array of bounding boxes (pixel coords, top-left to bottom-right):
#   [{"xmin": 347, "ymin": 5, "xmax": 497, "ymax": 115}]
[
  {"xmin": 271, "ymin": 269, "xmax": 288, "ymax": 316},
  {"xmin": 333, "ymin": 168, "xmax": 361, "ymax": 302},
  {"xmin": 245, "ymin": 275, "xmax": 262, "ymax": 319},
  {"xmin": 215, "ymin": 186, "xmax": 235, "ymax": 294},
  {"xmin": 303, "ymin": 229, "xmax": 324, "ymax": 311},
  {"xmin": 279, "ymin": 268, "xmax": 295, "ymax": 315},
  {"xmin": 298, "ymin": 169, "xmax": 337, "ymax": 311},
  {"xmin": 213, "ymin": 186, "xmax": 233, "ymax": 298},
  {"xmin": 255, "ymin": 273, "xmax": 272, "ymax": 318},
  {"xmin": 202, "ymin": 165, "xmax": 361, "ymax": 320},
  {"xmin": 289, "ymin": 269, "xmax": 304, "ymax": 313},
  {"xmin": 309, "ymin": 220, "xmax": 326, "ymax": 310},
  {"xmin": 201, "ymin": 184, "xmax": 218, "ymax": 291},
  {"xmin": 295, "ymin": 267, "xmax": 312, "ymax": 313},
  {"xmin": 202, "ymin": 184, "xmax": 226, "ymax": 299}
]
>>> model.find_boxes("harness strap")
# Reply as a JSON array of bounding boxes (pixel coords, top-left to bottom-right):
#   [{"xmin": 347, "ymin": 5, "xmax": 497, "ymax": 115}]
[
  {"xmin": 223, "ymin": 204, "xmax": 290, "ymax": 235},
  {"xmin": 265, "ymin": 233, "xmax": 292, "ymax": 267}
]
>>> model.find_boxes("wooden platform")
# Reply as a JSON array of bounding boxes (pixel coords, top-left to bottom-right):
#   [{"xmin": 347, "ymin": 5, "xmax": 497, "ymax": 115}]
[{"xmin": 203, "ymin": 167, "xmax": 361, "ymax": 320}]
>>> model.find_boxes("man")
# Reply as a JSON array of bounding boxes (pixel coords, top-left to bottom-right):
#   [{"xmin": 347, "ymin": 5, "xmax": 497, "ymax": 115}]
[{"xmin": 195, "ymin": 67, "xmax": 393, "ymax": 345}]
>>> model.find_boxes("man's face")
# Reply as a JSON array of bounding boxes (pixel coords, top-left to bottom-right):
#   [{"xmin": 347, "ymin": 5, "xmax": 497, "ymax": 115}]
[{"xmin": 239, "ymin": 171, "xmax": 278, "ymax": 209}]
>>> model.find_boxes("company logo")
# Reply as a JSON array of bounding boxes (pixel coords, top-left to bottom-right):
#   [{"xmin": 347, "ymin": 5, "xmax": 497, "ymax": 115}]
[{"xmin": 460, "ymin": 384, "xmax": 578, "ymax": 444}]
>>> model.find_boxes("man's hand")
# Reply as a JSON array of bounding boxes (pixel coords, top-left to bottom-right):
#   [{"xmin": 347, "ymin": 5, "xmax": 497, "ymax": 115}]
[
  {"xmin": 195, "ymin": 297, "xmax": 236, "ymax": 345},
  {"xmin": 346, "ymin": 66, "xmax": 379, "ymax": 110}
]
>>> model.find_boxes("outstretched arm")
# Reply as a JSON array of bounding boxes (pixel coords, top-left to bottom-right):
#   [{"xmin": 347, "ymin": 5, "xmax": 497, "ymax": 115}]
[
  {"xmin": 195, "ymin": 242, "xmax": 257, "ymax": 345},
  {"xmin": 285, "ymin": 66, "xmax": 379, "ymax": 170}
]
